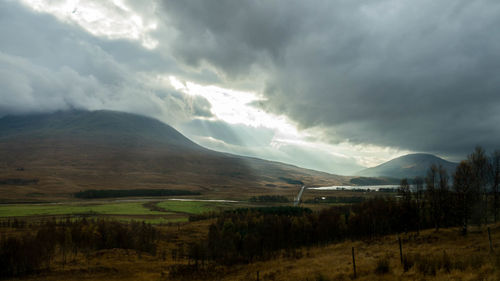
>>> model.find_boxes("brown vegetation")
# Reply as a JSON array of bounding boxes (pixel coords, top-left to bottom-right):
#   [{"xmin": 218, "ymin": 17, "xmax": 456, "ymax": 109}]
[
  {"xmin": 0, "ymin": 111, "xmax": 354, "ymax": 202},
  {"xmin": 2, "ymin": 218, "xmax": 500, "ymax": 281}
]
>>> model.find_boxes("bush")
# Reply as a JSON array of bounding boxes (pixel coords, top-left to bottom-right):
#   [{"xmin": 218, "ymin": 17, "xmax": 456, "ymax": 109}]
[
  {"xmin": 374, "ymin": 256, "xmax": 390, "ymax": 274},
  {"xmin": 314, "ymin": 272, "xmax": 330, "ymax": 281},
  {"xmin": 403, "ymin": 251, "xmax": 485, "ymax": 275},
  {"xmin": 403, "ymin": 254, "xmax": 416, "ymax": 272}
]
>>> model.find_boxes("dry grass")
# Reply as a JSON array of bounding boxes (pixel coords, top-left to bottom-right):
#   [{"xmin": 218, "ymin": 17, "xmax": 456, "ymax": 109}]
[
  {"xmin": 227, "ymin": 225, "xmax": 499, "ymax": 281},
  {"xmin": 4, "ymin": 222, "xmax": 500, "ymax": 280}
]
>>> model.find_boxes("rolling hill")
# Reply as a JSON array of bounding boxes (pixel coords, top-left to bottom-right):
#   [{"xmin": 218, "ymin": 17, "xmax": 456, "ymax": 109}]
[
  {"xmin": 356, "ymin": 153, "xmax": 458, "ymax": 179},
  {"xmin": 0, "ymin": 110, "xmax": 351, "ymax": 201}
]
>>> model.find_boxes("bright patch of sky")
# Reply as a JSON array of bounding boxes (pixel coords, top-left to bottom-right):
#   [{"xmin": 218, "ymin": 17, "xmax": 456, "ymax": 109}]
[
  {"xmin": 13, "ymin": 0, "xmax": 412, "ymax": 174},
  {"xmin": 168, "ymin": 76, "xmax": 409, "ymax": 171},
  {"xmin": 169, "ymin": 76, "xmax": 301, "ymax": 140},
  {"xmin": 19, "ymin": 0, "xmax": 158, "ymax": 49}
]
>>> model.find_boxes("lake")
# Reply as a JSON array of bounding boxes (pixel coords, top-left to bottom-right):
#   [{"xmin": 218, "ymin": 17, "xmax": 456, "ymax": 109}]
[{"xmin": 309, "ymin": 185, "xmax": 400, "ymax": 191}]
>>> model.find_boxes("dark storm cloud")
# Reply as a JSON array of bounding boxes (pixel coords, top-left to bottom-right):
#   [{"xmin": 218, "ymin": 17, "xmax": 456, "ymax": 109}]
[
  {"xmin": 160, "ymin": 0, "xmax": 500, "ymax": 157},
  {"xmin": 161, "ymin": 0, "xmax": 307, "ymax": 77},
  {"xmin": 0, "ymin": 1, "xmax": 212, "ymax": 123}
]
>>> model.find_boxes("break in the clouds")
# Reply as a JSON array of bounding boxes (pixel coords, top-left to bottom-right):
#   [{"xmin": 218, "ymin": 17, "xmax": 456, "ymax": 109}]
[
  {"xmin": 160, "ymin": 0, "xmax": 500, "ymax": 159},
  {"xmin": 2, "ymin": 0, "xmax": 499, "ymax": 174}
]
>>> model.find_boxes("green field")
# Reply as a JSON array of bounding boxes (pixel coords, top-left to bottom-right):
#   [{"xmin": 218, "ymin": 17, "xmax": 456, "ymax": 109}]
[
  {"xmin": 0, "ymin": 202, "xmax": 168, "ymax": 217},
  {"xmin": 0, "ymin": 200, "xmax": 239, "ymax": 219},
  {"xmin": 156, "ymin": 200, "xmax": 223, "ymax": 214}
]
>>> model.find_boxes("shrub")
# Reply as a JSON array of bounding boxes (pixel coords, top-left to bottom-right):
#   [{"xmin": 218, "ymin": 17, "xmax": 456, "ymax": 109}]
[
  {"xmin": 375, "ymin": 256, "xmax": 390, "ymax": 274},
  {"xmin": 403, "ymin": 254, "xmax": 416, "ymax": 272}
]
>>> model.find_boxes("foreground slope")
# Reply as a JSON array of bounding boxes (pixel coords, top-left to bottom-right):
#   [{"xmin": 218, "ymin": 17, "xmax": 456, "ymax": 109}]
[
  {"xmin": 356, "ymin": 153, "xmax": 458, "ymax": 179},
  {"xmin": 0, "ymin": 110, "xmax": 350, "ymax": 201},
  {"xmin": 5, "ymin": 221, "xmax": 499, "ymax": 281}
]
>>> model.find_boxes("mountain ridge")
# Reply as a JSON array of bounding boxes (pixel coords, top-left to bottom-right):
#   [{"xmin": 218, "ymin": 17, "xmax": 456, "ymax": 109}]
[
  {"xmin": 0, "ymin": 110, "xmax": 351, "ymax": 201},
  {"xmin": 356, "ymin": 153, "xmax": 458, "ymax": 179}
]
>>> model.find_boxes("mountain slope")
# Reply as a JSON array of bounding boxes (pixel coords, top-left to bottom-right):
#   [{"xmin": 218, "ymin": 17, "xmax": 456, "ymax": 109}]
[
  {"xmin": 0, "ymin": 110, "xmax": 199, "ymax": 148},
  {"xmin": 356, "ymin": 153, "xmax": 458, "ymax": 179},
  {"xmin": 0, "ymin": 110, "xmax": 350, "ymax": 201}
]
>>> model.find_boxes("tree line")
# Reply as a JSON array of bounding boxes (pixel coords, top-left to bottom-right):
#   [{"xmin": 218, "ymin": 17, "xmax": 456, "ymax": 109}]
[
  {"xmin": 249, "ymin": 195, "xmax": 290, "ymax": 203},
  {"xmin": 397, "ymin": 146, "xmax": 500, "ymax": 235},
  {"xmin": 74, "ymin": 188, "xmax": 200, "ymax": 199},
  {"xmin": 180, "ymin": 147, "xmax": 500, "ymax": 266},
  {"xmin": 183, "ymin": 201, "xmax": 415, "ymax": 266},
  {"xmin": 0, "ymin": 219, "xmax": 157, "ymax": 278}
]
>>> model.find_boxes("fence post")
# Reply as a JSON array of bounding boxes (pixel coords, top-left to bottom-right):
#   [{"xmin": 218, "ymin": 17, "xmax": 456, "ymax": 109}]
[
  {"xmin": 352, "ymin": 246, "xmax": 357, "ymax": 279},
  {"xmin": 488, "ymin": 227, "xmax": 494, "ymax": 252},
  {"xmin": 398, "ymin": 234, "xmax": 403, "ymax": 265}
]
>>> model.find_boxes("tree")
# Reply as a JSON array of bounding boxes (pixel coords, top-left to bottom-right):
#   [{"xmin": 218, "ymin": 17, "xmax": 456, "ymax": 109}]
[
  {"xmin": 398, "ymin": 178, "xmax": 412, "ymax": 202},
  {"xmin": 426, "ymin": 164, "xmax": 440, "ymax": 230},
  {"xmin": 413, "ymin": 176, "xmax": 425, "ymax": 234},
  {"xmin": 453, "ymin": 161, "xmax": 476, "ymax": 235},
  {"xmin": 437, "ymin": 165, "xmax": 451, "ymax": 227},
  {"xmin": 398, "ymin": 178, "xmax": 415, "ymax": 233},
  {"xmin": 468, "ymin": 146, "xmax": 491, "ymax": 225},
  {"xmin": 491, "ymin": 150, "xmax": 500, "ymax": 222}
]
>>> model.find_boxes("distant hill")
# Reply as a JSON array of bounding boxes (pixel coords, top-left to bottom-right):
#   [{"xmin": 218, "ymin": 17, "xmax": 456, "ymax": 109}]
[
  {"xmin": 356, "ymin": 153, "xmax": 458, "ymax": 179},
  {"xmin": 0, "ymin": 110, "xmax": 351, "ymax": 201}
]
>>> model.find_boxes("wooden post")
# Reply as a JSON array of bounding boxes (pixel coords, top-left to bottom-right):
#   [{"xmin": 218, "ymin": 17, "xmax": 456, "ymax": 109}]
[
  {"xmin": 256, "ymin": 270, "xmax": 260, "ymax": 281},
  {"xmin": 352, "ymin": 247, "xmax": 357, "ymax": 279},
  {"xmin": 398, "ymin": 234, "xmax": 403, "ymax": 265},
  {"xmin": 488, "ymin": 227, "xmax": 494, "ymax": 252}
]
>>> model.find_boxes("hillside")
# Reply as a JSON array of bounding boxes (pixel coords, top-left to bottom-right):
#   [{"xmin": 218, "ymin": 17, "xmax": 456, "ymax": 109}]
[
  {"xmin": 356, "ymin": 153, "xmax": 458, "ymax": 179},
  {"xmin": 0, "ymin": 110, "xmax": 351, "ymax": 201}
]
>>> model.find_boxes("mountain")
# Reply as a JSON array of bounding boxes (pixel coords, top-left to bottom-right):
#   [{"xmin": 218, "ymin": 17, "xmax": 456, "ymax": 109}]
[
  {"xmin": 0, "ymin": 110, "xmax": 350, "ymax": 201},
  {"xmin": 355, "ymin": 153, "xmax": 458, "ymax": 179}
]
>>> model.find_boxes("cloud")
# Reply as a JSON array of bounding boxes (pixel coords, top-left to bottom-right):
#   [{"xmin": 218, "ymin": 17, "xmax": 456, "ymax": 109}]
[
  {"xmin": 4, "ymin": 0, "xmax": 499, "ymax": 174},
  {"xmin": 19, "ymin": 0, "xmax": 159, "ymax": 49},
  {"xmin": 159, "ymin": 0, "xmax": 500, "ymax": 158},
  {"xmin": 159, "ymin": 0, "xmax": 305, "ymax": 78},
  {"xmin": 180, "ymin": 119, "xmax": 274, "ymax": 147},
  {"xmin": 0, "ymin": 1, "xmax": 212, "ymax": 125}
]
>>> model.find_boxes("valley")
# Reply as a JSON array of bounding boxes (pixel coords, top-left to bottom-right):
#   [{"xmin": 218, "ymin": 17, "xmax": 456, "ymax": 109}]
[
  {"xmin": 1, "ymin": 110, "xmax": 498, "ymax": 281},
  {"xmin": 2, "ymin": 1, "xmax": 500, "ymax": 280},
  {"xmin": 0, "ymin": 110, "xmax": 357, "ymax": 203}
]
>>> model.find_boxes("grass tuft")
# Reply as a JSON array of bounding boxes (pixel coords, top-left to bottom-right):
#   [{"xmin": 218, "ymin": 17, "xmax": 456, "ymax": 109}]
[{"xmin": 374, "ymin": 256, "xmax": 390, "ymax": 275}]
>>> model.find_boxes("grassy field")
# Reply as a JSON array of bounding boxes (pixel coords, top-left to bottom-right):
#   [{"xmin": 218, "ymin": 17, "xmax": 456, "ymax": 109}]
[
  {"xmin": 2, "ymin": 194, "xmax": 500, "ymax": 280},
  {"xmin": 216, "ymin": 225, "xmax": 500, "ymax": 281},
  {"xmin": 0, "ymin": 199, "xmax": 248, "ymax": 224},
  {"xmin": 155, "ymin": 200, "xmax": 231, "ymax": 214},
  {"xmin": 0, "ymin": 202, "xmax": 167, "ymax": 217},
  {"xmin": 4, "ymin": 222, "xmax": 500, "ymax": 281}
]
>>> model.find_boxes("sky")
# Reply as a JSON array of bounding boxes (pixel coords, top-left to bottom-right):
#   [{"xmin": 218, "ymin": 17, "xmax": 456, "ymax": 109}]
[{"xmin": 1, "ymin": 0, "xmax": 500, "ymax": 175}]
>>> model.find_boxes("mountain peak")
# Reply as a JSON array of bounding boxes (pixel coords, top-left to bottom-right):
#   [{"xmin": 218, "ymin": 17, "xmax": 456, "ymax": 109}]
[
  {"xmin": 0, "ymin": 110, "xmax": 200, "ymax": 149},
  {"xmin": 0, "ymin": 110, "xmax": 350, "ymax": 201},
  {"xmin": 356, "ymin": 153, "xmax": 458, "ymax": 179}
]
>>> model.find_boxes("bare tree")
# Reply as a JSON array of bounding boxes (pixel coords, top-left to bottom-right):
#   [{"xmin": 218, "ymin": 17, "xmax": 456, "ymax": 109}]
[
  {"xmin": 468, "ymin": 146, "xmax": 490, "ymax": 225},
  {"xmin": 398, "ymin": 178, "xmax": 412, "ymax": 203},
  {"xmin": 398, "ymin": 178, "xmax": 414, "ymax": 233},
  {"xmin": 491, "ymin": 150, "xmax": 500, "ymax": 222},
  {"xmin": 414, "ymin": 176, "xmax": 424, "ymax": 234},
  {"xmin": 453, "ymin": 161, "xmax": 476, "ymax": 235},
  {"xmin": 438, "ymin": 165, "xmax": 451, "ymax": 227},
  {"xmin": 426, "ymin": 164, "xmax": 440, "ymax": 231}
]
